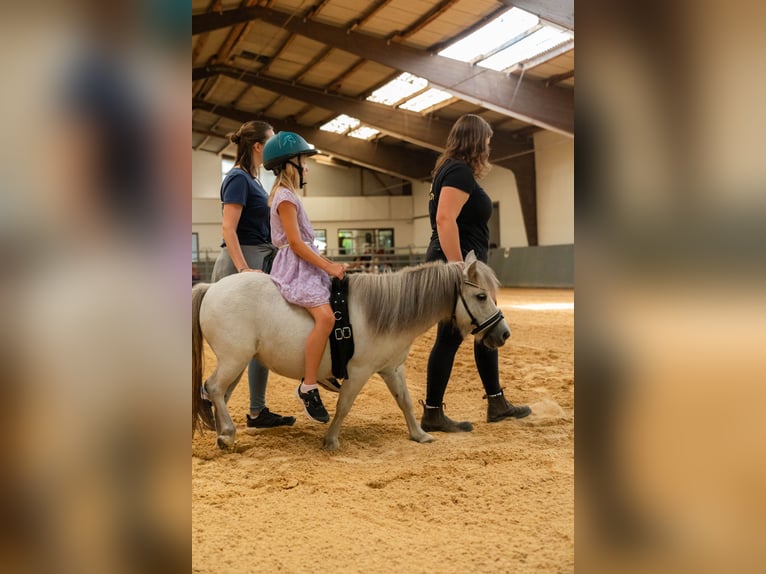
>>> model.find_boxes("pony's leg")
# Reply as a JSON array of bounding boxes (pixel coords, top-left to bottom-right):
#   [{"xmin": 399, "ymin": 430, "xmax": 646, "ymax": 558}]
[
  {"xmin": 322, "ymin": 374, "xmax": 369, "ymax": 451},
  {"xmin": 206, "ymin": 361, "xmax": 247, "ymax": 450},
  {"xmin": 379, "ymin": 365, "xmax": 434, "ymax": 444},
  {"xmin": 223, "ymin": 378, "xmax": 241, "ymax": 403},
  {"xmin": 199, "ymin": 372, "xmax": 241, "ymax": 433}
]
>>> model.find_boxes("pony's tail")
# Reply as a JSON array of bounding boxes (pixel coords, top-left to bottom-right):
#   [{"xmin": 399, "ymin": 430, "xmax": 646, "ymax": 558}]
[{"xmin": 192, "ymin": 282, "xmax": 215, "ymax": 435}]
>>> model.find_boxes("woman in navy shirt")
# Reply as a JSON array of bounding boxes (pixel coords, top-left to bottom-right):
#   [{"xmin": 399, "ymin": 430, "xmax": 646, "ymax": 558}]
[{"xmin": 210, "ymin": 121, "xmax": 295, "ymax": 430}]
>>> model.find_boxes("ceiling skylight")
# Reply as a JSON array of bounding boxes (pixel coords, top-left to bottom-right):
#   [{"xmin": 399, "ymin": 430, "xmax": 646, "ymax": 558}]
[
  {"xmin": 347, "ymin": 126, "xmax": 380, "ymax": 140},
  {"xmin": 366, "ymin": 72, "xmax": 428, "ymax": 106},
  {"xmin": 398, "ymin": 88, "xmax": 453, "ymax": 112},
  {"xmin": 438, "ymin": 7, "xmax": 539, "ymax": 63},
  {"xmin": 319, "ymin": 114, "xmax": 360, "ymax": 134},
  {"xmin": 477, "ymin": 26, "xmax": 573, "ymax": 71}
]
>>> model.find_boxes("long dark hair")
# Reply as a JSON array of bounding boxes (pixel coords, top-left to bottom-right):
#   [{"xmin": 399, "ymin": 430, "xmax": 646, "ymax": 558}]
[
  {"xmin": 227, "ymin": 120, "xmax": 273, "ymax": 177},
  {"xmin": 432, "ymin": 114, "xmax": 493, "ymax": 179}
]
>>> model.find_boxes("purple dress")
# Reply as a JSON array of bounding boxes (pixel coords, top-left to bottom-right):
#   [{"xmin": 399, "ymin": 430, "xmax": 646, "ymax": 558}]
[{"xmin": 269, "ymin": 187, "xmax": 331, "ymax": 308}]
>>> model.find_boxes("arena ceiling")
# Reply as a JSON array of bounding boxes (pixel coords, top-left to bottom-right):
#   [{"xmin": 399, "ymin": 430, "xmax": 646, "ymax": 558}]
[{"xmin": 192, "ymin": 0, "xmax": 574, "ymax": 245}]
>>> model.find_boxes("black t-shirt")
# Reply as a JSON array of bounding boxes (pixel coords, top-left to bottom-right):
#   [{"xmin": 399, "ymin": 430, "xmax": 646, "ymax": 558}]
[
  {"xmin": 219, "ymin": 167, "xmax": 271, "ymax": 247},
  {"xmin": 427, "ymin": 159, "xmax": 492, "ymax": 263}
]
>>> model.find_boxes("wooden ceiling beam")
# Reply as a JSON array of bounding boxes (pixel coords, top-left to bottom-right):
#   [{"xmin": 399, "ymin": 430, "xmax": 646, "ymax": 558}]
[
  {"xmin": 389, "ymin": 0, "xmax": 460, "ymax": 41},
  {"xmin": 305, "ymin": 0, "xmax": 332, "ymax": 19},
  {"xmin": 348, "ymin": 0, "xmax": 395, "ymax": 32},
  {"xmin": 192, "ymin": 0, "xmax": 223, "ymax": 64},
  {"xmin": 545, "ymin": 69, "xmax": 574, "ymax": 87},
  {"xmin": 193, "ymin": 99, "xmax": 438, "ymax": 180},
  {"xmin": 192, "ymin": 6, "xmax": 573, "ymax": 135},
  {"xmin": 213, "ymin": 0, "xmax": 261, "ymax": 68},
  {"xmin": 323, "ymin": 57, "xmax": 365, "ymax": 93},
  {"xmin": 293, "ymin": 46, "xmax": 334, "ymax": 83},
  {"xmin": 193, "ymin": 127, "xmax": 230, "ymax": 140},
  {"xmin": 194, "ymin": 64, "xmax": 533, "ymax": 161}
]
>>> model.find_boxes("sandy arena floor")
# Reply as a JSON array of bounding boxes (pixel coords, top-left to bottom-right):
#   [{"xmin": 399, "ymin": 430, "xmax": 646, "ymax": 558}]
[{"xmin": 192, "ymin": 288, "xmax": 574, "ymax": 573}]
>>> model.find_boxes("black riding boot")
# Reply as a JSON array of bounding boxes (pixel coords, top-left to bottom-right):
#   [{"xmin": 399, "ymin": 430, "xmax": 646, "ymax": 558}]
[
  {"xmin": 420, "ymin": 401, "xmax": 473, "ymax": 432},
  {"xmin": 486, "ymin": 391, "xmax": 532, "ymax": 422}
]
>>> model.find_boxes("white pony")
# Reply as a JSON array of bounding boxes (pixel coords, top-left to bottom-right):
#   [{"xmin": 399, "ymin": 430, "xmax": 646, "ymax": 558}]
[{"xmin": 192, "ymin": 251, "xmax": 510, "ymax": 450}]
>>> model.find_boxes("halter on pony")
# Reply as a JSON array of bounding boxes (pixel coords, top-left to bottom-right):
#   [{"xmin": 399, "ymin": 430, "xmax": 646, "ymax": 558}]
[{"xmin": 454, "ymin": 278, "xmax": 505, "ymax": 336}]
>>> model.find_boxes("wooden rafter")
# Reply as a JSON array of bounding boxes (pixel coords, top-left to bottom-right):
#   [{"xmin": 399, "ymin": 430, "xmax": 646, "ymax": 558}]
[
  {"xmin": 192, "ymin": 5, "xmax": 573, "ymax": 134},
  {"xmin": 193, "ymin": 99, "xmax": 438, "ymax": 180},
  {"xmin": 324, "ymin": 57, "xmax": 365, "ymax": 93},
  {"xmin": 348, "ymin": 0, "xmax": 395, "ymax": 32},
  {"xmin": 545, "ymin": 70, "xmax": 574, "ymax": 87},
  {"xmin": 293, "ymin": 46, "xmax": 334, "ymax": 83},
  {"xmin": 390, "ymin": 0, "xmax": 460, "ymax": 41},
  {"xmin": 214, "ymin": 0, "xmax": 261, "ymax": 68},
  {"xmin": 194, "ymin": 64, "xmax": 533, "ymax": 160}
]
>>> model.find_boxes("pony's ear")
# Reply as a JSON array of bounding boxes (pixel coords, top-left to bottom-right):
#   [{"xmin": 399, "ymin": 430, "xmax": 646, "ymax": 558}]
[
  {"xmin": 463, "ymin": 258, "xmax": 479, "ymax": 283},
  {"xmin": 463, "ymin": 250, "xmax": 479, "ymax": 282}
]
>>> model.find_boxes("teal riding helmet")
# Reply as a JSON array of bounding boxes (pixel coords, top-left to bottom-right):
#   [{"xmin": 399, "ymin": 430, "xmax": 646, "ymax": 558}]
[{"xmin": 262, "ymin": 131, "xmax": 319, "ymax": 172}]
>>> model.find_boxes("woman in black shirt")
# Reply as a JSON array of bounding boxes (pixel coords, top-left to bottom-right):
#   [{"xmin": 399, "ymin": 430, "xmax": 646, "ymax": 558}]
[{"xmin": 422, "ymin": 114, "xmax": 531, "ymax": 432}]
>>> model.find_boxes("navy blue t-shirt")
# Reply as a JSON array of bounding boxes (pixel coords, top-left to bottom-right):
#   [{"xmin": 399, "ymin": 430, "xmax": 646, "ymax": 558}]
[
  {"xmin": 427, "ymin": 159, "xmax": 492, "ymax": 263},
  {"xmin": 219, "ymin": 167, "xmax": 271, "ymax": 247}
]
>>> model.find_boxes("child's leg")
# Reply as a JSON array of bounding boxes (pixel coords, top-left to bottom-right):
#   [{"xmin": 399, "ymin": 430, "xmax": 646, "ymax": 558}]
[{"xmin": 303, "ymin": 304, "xmax": 335, "ymax": 386}]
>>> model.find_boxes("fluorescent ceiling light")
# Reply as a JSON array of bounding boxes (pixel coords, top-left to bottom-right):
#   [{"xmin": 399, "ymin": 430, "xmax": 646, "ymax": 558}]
[
  {"xmin": 347, "ymin": 126, "xmax": 380, "ymax": 140},
  {"xmin": 366, "ymin": 72, "xmax": 428, "ymax": 106},
  {"xmin": 438, "ymin": 7, "xmax": 539, "ymax": 63},
  {"xmin": 319, "ymin": 114, "xmax": 361, "ymax": 134},
  {"xmin": 478, "ymin": 26, "xmax": 573, "ymax": 71},
  {"xmin": 398, "ymin": 88, "xmax": 453, "ymax": 112}
]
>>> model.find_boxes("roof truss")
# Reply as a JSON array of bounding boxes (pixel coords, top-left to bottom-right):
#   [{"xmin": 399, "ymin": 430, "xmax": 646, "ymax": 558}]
[
  {"xmin": 192, "ymin": 5, "xmax": 573, "ymax": 135},
  {"xmin": 194, "ymin": 64, "xmax": 533, "ymax": 161},
  {"xmin": 194, "ymin": 99, "xmax": 438, "ymax": 181}
]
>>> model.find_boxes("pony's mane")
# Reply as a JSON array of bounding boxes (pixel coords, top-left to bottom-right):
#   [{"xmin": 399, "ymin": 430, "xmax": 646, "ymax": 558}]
[{"xmin": 348, "ymin": 260, "xmax": 499, "ymax": 336}]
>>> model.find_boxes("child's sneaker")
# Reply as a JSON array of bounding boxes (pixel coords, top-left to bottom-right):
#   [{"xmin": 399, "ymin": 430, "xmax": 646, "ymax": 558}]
[{"xmin": 295, "ymin": 383, "xmax": 330, "ymax": 423}]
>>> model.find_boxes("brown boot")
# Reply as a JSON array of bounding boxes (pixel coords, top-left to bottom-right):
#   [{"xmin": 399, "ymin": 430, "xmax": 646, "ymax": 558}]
[
  {"xmin": 486, "ymin": 391, "xmax": 532, "ymax": 422},
  {"xmin": 420, "ymin": 400, "xmax": 473, "ymax": 432}
]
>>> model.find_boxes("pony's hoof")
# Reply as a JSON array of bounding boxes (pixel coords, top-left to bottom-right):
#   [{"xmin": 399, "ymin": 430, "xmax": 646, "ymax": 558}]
[
  {"xmin": 216, "ymin": 435, "xmax": 236, "ymax": 450},
  {"xmin": 413, "ymin": 433, "xmax": 435, "ymax": 444},
  {"xmin": 322, "ymin": 438, "xmax": 340, "ymax": 451}
]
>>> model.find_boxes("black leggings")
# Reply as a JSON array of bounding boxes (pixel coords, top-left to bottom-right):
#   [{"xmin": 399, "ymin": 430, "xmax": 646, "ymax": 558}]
[{"xmin": 425, "ymin": 319, "xmax": 501, "ymax": 407}]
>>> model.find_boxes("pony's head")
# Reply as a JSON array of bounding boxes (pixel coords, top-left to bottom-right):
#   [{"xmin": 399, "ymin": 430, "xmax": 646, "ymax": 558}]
[{"xmin": 454, "ymin": 251, "xmax": 510, "ymax": 349}]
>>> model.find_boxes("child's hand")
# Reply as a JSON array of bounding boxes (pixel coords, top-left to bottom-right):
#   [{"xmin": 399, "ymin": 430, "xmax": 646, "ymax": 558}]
[{"xmin": 327, "ymin": 262, "xmax": 345, "ymax": 280}]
